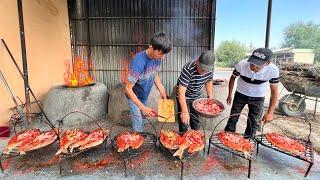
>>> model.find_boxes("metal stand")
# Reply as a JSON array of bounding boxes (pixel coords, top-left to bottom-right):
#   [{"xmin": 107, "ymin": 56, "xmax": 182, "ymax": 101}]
[
  {"xmin": 207, "ymin": 113, "xmax": 256, "ymax": 178},
  {"xmin": 1, "ymin": 39, "xmax": 57, "ymax": 131},
  {"xmin": 0, "ymin": 153, "xmax": 20, "ymax": 174},
  {"xmin": 0, "ymin": 70, "xmax": 29, "ymax": 129},
  {"xmin": 56, "ymin": 111, "xmax": 111, "ymax": 176},
  {"xmin": 256, "ymin": 117, "xmax": 314, "ymax": 177},
  {"xmin": 0, "ymin": 134, "xmax": 58, "ymax": 174},
  {"xmin": 58, "ymin": 137, "xmax": 109, "ymax": 176},
  {"xmin": 158, "ymin": 113, "xmax": 206, "ymax": 180},
  {"xmin": 180, "ymin": 161, "xmax": 184, "ymax": 180},
  {"xmin": 112, "ymin": 132, "xmax": 157, "ymax": 177}
]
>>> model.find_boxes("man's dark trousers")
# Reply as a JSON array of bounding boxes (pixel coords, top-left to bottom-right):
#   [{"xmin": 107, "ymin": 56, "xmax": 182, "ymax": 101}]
[
  {"xmin": 176, "ymin": 98, "xmax": 200, "ymax": 133},
  {"xmin": 225, "ymin": 91, "xmax": 265, "ymax": 137}
]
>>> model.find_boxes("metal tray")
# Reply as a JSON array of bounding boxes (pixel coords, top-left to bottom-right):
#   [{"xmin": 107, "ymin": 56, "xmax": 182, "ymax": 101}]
[{"xmin": 192, "ymin": 98, "xmax": 225, "ymax": 118}]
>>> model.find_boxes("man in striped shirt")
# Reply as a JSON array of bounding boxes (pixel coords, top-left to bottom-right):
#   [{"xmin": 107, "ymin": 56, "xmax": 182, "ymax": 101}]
[
  {"xmin": 224, "ymin": 48, "xmax": 279, "ymax": 137},
  {"xmin": 176, "ymin": 51, "xmax": 215, "ymax": 132}
]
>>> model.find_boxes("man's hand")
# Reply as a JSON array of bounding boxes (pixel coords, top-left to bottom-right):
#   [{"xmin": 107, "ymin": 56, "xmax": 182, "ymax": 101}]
[
  {"xmin": 154, "ymin": 74, "xmax": 167, "ymax": 99},
  {"xmin": 160, "ymin": 90, "xmax": 167, "ymax": 99},
  {"xmin": 262, "ymin": 112, "xmax": 273, "ymax": 122},
  {"xmin": 207, "ymin": 94, "xmax": 213, "ymax": 99},
  {"xmin": 180, "ymin": 112, "xmax": 190, "ymax": 125},
  {"xmin": 140, "ymin": 106, "xmax": 156, "ymax": 117},
  {"xmin": 226, "ymin": 95, "xmax": 232, "ymax": 105}
]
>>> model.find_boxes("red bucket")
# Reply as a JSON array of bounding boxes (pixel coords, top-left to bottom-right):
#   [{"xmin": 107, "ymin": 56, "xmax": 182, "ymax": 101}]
[{"xmin": 0, "ymin": 126, "xmax": 10, "ymax": 137}]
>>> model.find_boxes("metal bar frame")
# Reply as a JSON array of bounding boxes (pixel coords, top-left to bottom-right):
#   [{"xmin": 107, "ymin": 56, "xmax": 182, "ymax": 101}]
[
  {"xmin": 0, "ymin": 136, "xmax": 58, "ymax": 174},
  {"xmin": 207, "ymin": 134, "xmax": 255, "ymax": 178},
  {"xmin": 111, "ymin": 132, "xmax": 157, "ymax": 177},
  {"xmin": 1, "ymin": 39, "xmax": 57, "ymax": 131},
  {"xmin": 67, "ymin": 0, "xmax": 213, "ymax": 94},
  {"xmin": 73, "ymin": 43, "xmax": 210, "ymax": 47},
  {"xmin": 256, "ymin": 134, "xmax": 314, "ymax": 177},
  {"xmin": 71, "ymin": 17, "xmax": 211, "ymax": 20},
  {"xmin": 85, "ymin": 0, "xmax": 92, "ymax": 74},
  {"xmin": 17, "ymin": 0, "xmax": 31, "ymax": 125},
  {"xmin": 58, "ymin": 137, "xmax": 109, "ymax": 176},
  {"xmin": 265, "ymin": 0, "xmax": 272, "ymax": 48},
  {"xmin": 209, "ymin": 0, "xmax": 217, "ymax": 50}
]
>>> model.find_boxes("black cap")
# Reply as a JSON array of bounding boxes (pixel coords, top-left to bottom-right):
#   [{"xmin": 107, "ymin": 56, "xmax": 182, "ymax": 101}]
[
  {"xmin": 199, "ymin": 51, "xmax": 215, "ymax": 72},
  {"xmin": 248, "ymin": 48, "xmax": 273, "ymax": 66}
]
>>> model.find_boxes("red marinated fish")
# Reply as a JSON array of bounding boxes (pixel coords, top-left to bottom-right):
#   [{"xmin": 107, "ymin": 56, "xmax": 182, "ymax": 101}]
[
  {"xmin": 116, "ymin": 132, "xmax": 144, "ymax": 152},
  {"xmin": 266, "ymin": 132, "xmax": 305, "ymax": 154},
  {"xmin": 56, "ymin": 129, "xmax": 87, "ymax": 155},
  {"xmin": 3, "ymin": 129, "xmax": 40, "ymax": 154},
  {"xmin": 160, "ymin": 130, "xmax": 181, "ymax": 150},
  {"xmin": 173, "ymin": 130, "xmax": 205, "ymax": 159},
  {"xmin": 218, "ymin": 132, "xmax": 253, "ymax": 159},
  {"xmin": 19, "ymin": 129, "xmax": 58, "ymax": 154},
  {"xmin": 69, "ymin": 128, "xmax": 110, "ymax": 152}
]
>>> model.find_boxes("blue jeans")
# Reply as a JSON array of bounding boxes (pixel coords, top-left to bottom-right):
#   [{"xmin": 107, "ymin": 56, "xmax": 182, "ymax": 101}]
[{"xmin": 127, "ymin": 98, "xmax": 147, "ymax": 132}]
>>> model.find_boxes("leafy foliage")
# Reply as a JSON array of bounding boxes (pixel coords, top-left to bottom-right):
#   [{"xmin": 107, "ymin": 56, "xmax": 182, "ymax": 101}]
[
  {"xmin": 282, "ymin": 21, "xmax": 320, "ymax": 63},
  {"xmin": 215, "ymin": 40, "xmax": 247, "ymax": 67}
]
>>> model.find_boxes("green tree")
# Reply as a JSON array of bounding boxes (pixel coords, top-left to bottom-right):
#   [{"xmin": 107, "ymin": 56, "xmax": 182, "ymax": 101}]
[
  {"xmin": 282, "ymin": 21, "xmax": 320, "ymax": 63},
  {"xmin": 215, "ymin": 40, "xmax": 247, "ymax": 67}
]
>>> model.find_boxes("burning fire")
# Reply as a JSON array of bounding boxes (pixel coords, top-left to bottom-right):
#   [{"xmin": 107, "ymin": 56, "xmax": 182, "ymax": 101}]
[
  {"xmin": 120, "ymin": 48, "xmax": 143, "ymax": 84},
  {"xmin": 64, "ymin": 57, "xmax": 94, "ymax": 87}
]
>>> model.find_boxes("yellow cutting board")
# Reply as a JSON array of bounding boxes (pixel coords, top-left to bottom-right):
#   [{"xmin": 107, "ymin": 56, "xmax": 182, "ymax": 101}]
[{"xmin": 158, "ymin": 99, "xmax": 175, "ymax": 122}]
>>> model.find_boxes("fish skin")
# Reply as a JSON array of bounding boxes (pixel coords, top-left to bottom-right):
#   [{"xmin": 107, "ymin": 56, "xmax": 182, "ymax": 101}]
[
  {"xmin": 56, "ymin": 129, "xmax": 86, "ymax": 155},
  {"xmin": 74, "ymin": 128, "xmax": 109, "ymax": 151},
  {"xmin": 69, "ymin": 133, "xmax": 89, "ymax": 153},
  {"xmin": 173, "ymin": 130, "xmax": 205, "ymax": 159},
  {"xmin": 19, "ymin": 129, "xmax": 58, "ymax": 154},
  {"xmin": 266, "ymin": 132, "xmax": 305, "ymax": 154},
  {"xmin": 116, "ymin": 132, "xmax": 144, "ymax": 152},
  {"xmin": 3, "ymin": 129, "xmax": 40, "ymax": 154},
  {"xmin": 218, "ymin": 132, "xmax": 253, "ymax": 152},
  {"xmin": 160, "ymin": 130, "xmax": 181, "ymax": 150}
]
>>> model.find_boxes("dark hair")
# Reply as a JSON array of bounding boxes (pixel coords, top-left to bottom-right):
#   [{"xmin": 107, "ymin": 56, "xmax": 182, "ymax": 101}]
[{"xmin": 149, "ymin": 32, "xmax": 172, "ymax": 54}]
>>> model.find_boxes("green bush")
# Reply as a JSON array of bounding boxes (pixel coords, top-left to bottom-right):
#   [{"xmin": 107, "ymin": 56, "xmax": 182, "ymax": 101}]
[{"xmin": 215, "ymin": 40, "xmax": 247, "ymax": 67}]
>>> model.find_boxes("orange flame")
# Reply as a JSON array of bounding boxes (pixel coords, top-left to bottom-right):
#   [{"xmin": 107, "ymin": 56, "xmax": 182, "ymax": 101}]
[
  {"xmin": 64, "ymin": 57, "xmax": 94, "ymax": 87},
  {"xmin": 120, "ymin": 45, "xmax": 145, "ymax": 84},
  {"xmin": 120, "ymin": 57, "xmax": 129, "ymax": 84}
]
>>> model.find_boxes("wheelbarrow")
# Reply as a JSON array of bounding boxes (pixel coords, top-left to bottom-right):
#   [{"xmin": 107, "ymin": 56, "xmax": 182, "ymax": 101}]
[{"xmin": 278, "ymin": 77, "xmax": 320, "ymax": 116}]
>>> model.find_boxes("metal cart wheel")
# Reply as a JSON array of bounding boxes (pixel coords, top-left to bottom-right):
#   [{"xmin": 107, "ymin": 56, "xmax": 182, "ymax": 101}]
[{"xmin": 278, "ymin": 94, "xmax": 306, "ymax": 117}]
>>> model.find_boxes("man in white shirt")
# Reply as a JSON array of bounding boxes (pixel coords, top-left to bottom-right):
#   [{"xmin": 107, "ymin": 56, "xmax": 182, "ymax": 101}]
[{"xmin": 224, "ymin": 48, "xmax": 279, "ymax": 137}]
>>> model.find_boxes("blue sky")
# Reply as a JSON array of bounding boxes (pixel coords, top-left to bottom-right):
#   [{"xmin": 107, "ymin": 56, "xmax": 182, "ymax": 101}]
[{"xmin": 215, "ymin": 0, "xmax": 320, "ymax": 49}]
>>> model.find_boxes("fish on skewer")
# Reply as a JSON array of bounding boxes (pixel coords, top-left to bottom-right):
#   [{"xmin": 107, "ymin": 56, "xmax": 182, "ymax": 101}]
[
  {"xmin": 116, "ymin": 132, "xmax": 144, "ymax": 152},
  {"xmin": 3, "ymin": 129, "xmax": 40, "ymax": 154},
  {"xmin": 173, "ymin": 130, "xmax": 205, "ymax": 159}
]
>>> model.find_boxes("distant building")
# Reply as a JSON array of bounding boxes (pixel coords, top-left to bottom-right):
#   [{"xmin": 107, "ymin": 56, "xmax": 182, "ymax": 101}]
[
  {"xmin": 272, "ymin": 48, "xmax": 315, "ymax": 64},
  {"xmin": 245, "ymin": 48, "xmax": 315, "ymax": 65}
]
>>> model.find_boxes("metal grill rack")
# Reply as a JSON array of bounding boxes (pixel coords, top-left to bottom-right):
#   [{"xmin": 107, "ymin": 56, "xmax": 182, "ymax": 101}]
[
  {"xmin": 256, "ymin": 117, "xmax": 314, "ymax": 177},
  {"xmin": 112, "ymin": 132, "xmax": 157, "ymax": 177},
  {"xmin": 56, "ymin": 111, "xmax": 112, "ymax": 175},
  {"xmin": 0, "ymin": 130, "xmax": 58, "ymax": 174},
  {"xmin": 158, "ymin": 112, "xmax": 206, "ymax": 180},
  {"xmin": 208, "ymin": 133, "xmax": 256, "ymax": 178},
  {"xmin": 58, "ymin": 136, "xmax": 110, "ymax": 175},
  {"xmin": 207, "ymin": 113, "xmax": 256, "ymax": 178}
]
